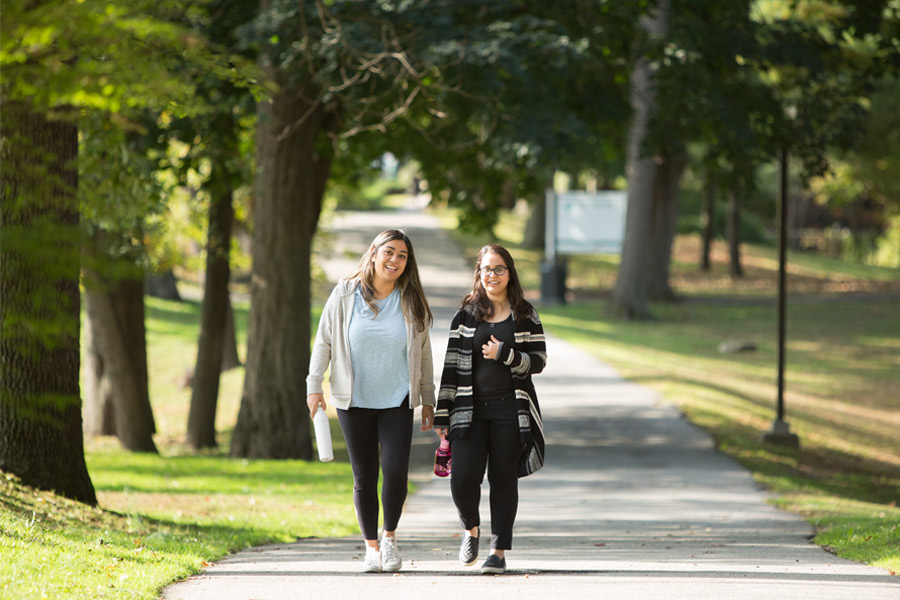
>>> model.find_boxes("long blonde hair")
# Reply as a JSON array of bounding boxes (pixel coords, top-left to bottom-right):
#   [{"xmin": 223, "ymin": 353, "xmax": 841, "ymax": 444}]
[{"xmin": 348, "ymin": 229, "xmax": 433, "ymax": 332}]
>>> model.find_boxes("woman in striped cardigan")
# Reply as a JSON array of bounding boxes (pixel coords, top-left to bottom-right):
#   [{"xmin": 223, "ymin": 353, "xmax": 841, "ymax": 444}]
[{"xmin": 434, "ymin": 244, "xmax": 547, "ymax": 575}]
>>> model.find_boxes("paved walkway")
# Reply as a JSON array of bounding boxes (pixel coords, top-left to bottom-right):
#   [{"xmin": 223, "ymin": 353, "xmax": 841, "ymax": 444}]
[{"xmin": 163, "ymin": 205, "xmax": 898, "ymax": 599}]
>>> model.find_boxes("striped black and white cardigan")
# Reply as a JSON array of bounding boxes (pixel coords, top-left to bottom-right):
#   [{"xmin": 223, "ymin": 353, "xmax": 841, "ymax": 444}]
[{"xmin": 434, "ymin": 305, "xmax": 547, "ymax": 477}]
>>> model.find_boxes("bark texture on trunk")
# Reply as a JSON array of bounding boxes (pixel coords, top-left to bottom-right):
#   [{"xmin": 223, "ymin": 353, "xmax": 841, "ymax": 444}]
[
  {"xmin": 187, "ymin": 166, "xmax": 235, "ymax": 450},
  {"xmin": 647, "ymin": 154, "xmax": 686, "ymax": 301},
  {"xmin": 727, "ymin": 189, "xmax": 744, "ymax": 278},
  {"xmin": 83, "ymin": 262, "xmax": 158, "ymax": 453},
  {"xmin": 611, "ymin": 0, "xmax": 670, "ymax": 318},
  {"xmin": 0, "ymin": 101, "xmax": 97, "ymax": 505},
  {"xmin": 230, "ymin": 81, "xmax": 337, "ymax": 459}
]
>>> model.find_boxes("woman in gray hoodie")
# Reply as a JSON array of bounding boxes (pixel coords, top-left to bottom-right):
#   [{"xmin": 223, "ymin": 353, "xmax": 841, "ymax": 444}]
[{"xmin": 306, "ymin": 229, "xmax": 435, "ymax": 573}]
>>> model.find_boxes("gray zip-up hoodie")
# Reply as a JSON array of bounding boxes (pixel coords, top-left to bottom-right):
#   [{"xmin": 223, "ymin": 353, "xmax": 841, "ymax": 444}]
[{"xmin": 306, "ymin": 278, "xmax": 436, "ymax": 410}]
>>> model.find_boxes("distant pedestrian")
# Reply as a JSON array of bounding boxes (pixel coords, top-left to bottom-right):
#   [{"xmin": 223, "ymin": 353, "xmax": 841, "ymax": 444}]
[
  {"xmin": 434, "ymin": 243, "xmax": 547, "ymax": 574},
  {"xmin": 307, "ymin": 229, "xmax": 435, "ymax": 573}
]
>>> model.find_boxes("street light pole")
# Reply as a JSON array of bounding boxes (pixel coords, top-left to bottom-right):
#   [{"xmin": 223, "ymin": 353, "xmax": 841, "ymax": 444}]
[{"xmin": 763, "ymin": 146, "xmax": 800, "ymax": 448}]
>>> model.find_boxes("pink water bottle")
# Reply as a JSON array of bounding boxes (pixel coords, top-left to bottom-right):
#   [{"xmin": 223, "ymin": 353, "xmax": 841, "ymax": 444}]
[{"xmin": 433, "ymin": 435, "xmax": 451, "ymax": 477}]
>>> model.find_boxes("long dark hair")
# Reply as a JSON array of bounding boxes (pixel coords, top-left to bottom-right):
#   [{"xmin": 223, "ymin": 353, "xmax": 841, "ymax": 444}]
[
  {"xmin": 348, "ymin": 229, "xmax": 433, "ymax": 332},
  {"xmin": 461, "ymin": 244, "xmax": 534, "ymax": 323}
]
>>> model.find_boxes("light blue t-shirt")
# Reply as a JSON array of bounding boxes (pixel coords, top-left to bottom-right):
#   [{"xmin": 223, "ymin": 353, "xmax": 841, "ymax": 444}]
[{"xmin": 348, "ymin": 287, "xmax": 409, "ymax": 409}]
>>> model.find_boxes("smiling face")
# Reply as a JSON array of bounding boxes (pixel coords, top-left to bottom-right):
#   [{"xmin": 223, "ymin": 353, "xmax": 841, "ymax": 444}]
[
  {"xmin": 371, "ymin": 239, "xmax": 409, "ymax": 285},
  {"xmin": 478, "ymin": 252, "xmax": 509, "ymax": 299}
]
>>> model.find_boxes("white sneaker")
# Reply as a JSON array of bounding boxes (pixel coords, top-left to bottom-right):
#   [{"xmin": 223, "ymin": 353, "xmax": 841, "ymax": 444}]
[
  {"xmin": 380, "ymin": 535, "xmax": 402, "ymax": 572},
  {"xmin": 363, "ymin": 546, "xmax": 382, "ymax": 573}
]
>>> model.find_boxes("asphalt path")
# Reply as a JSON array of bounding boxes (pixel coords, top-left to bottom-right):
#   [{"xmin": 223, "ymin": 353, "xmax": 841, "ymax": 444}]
[{"xmin": 163, "ymin": 203, "xmax": 897, "ymax": 600}]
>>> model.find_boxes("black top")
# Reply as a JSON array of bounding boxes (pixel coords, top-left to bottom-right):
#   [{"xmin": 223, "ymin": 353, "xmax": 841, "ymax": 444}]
[{"xmin": 472, "ymin": 314, "xmax": 515, "ymax": 398}]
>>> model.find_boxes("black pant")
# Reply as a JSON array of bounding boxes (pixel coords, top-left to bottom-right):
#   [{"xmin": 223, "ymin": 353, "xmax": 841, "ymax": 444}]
[
  {"xmin": 337, "ymin": 404, "xmax": 413, "ymax": 541},
  {"xmin": 450, "ymin": 394, "xmax": 523, "ymax": 550}
]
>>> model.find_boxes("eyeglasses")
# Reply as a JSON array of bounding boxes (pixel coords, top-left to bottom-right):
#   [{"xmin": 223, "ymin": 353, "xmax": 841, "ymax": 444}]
[{"xmin": 479, "ymin": 266, "xmax": 508, "ymax": 276}]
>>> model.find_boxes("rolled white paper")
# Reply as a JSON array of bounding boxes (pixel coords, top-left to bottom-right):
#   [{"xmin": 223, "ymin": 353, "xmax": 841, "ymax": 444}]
[{"xmin": 312, "ymin": 409, "xmax": 334, "ymax": 462}]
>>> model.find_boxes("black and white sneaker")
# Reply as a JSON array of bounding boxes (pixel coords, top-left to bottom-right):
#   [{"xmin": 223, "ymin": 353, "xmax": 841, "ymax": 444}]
[
  {"xmin": 480, "ymin": 554, "xmax": 506, "ymax": 574},
  {"xmin": 459, "ymin": 533, "xmax": 479, "ymax": 566}
]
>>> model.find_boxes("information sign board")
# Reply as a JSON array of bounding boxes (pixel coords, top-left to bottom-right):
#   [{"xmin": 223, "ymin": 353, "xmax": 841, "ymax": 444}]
[{"xmin": 545, "ymin": 190, "xmax": 627, "ymax": 259}]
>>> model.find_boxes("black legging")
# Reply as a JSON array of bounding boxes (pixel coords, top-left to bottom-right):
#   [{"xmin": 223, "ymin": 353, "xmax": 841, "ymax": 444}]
[
  {"xmin": 337, "ymin": 404, "xmax": 413, "ymax": 541},
  {"xmin": 450, "ymin": 394, "xmax": 523, "ymax": 550}
]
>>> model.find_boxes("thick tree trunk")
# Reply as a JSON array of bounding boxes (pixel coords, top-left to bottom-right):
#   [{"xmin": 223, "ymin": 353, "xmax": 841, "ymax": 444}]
[
  {"xmin": 230, "ymin": 80, "xmax": 337, "ymax": 459},
  {"xmin": 727, "ymin": 189, "xmax": 744, "ymax": 278},
  {"xmin": 647, "ymin": 154, "xmax": 686, "ymax": 300},
  {"xmin": 83, "ymin": 252, "xmax": 157, "ymax": 453},
  {"xmin": 701, "ymin": 174, "xmax": 716, "ymax": 271},
  {"xmin": 0, "ymin": 101, "xmax": 97, "ymax": 505},
  {"xmin": 187, "ymin": 167, "xmax": 235, "ymax": 450},
  {"xmin": 611, "ymin": 0, "xmax": 670, "ymax": 318}
]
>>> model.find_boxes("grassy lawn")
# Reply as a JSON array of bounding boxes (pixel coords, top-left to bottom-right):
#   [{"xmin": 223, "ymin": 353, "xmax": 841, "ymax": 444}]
[
  {"xmin": 440, "ymin": 204, "xmax": 900, "ymax": 574},
  {"xmin": 1, "ymin": 297, "xmax": 360, "ymax": 600},
  {"xmin": 1, "ymin": 455, "xmax": 355, "ymax": 600}
]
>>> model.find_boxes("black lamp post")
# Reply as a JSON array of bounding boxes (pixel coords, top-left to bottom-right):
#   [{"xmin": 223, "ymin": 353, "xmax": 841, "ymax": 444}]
[{"xmin": 762, "ymin": 146, "xmax": 800, "ymax": 449}]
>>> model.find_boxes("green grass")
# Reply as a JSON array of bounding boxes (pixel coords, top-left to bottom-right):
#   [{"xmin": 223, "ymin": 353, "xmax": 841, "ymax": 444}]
[
  {"xmin": 440, "ymin": 204, "xmax": 900, "ymax": 574},
  {"xmin": 1, "ymin": 296, "xmax": 359, "ymax": 600},
  {"xmin": 1, "ymin": 454, "xmax": 355, "ymax": 600}
]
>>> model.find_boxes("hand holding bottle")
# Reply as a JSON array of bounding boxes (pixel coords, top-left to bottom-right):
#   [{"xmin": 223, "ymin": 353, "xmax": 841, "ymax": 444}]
[
  {"xmin": 308, "ymin": 394, "xmax": 333, "ymax": 462},
  {"xmin": 433, "ymin": 433, "xmax": 451, "ymax": 477},
  {"xmin": 312, "ymin": 409, "xmax": 334, "ymax": 462}
]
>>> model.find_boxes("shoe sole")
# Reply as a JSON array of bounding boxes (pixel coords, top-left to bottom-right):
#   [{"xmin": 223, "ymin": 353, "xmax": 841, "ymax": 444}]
[
  {"xmin": 382, "ymin": 562, "xmax": 402, "ymax": 573},
  {"xmin": 363, "ymin": 565, "xmax": 382, "ymax": 573},
  {"xmin": 481, "ymin": 567, "xmax": 506, "ymax": 574}
]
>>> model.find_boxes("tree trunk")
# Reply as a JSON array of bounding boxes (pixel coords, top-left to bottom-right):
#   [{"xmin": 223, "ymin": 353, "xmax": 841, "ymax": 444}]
[
  {"xmin": 187, "ymin": 165, "xmax": 235, "ymax": 450},
  {"xmin": 230, "ymin": 80, "xmax": 337, "ymax": 459},
  {"xmin": 701, "ymin": 173, "xmax": 716, "ymax": 271},
  {"xmin": 727, "ymin": 189, "xmax": 744, "ymax": 278},
  {"xmin": 144, "ymin": 269, "xmax": 182, "ymax": 301},
  {"xmin": 522, "ymin": 193, "xmax": 546, "ymax": 250},
  {"xmin": 221, "ymin": 296, "xmax": 241, "ymax": 372},
  {"xmin": 0, "ymin": 100, "xmax": 97, "ymax": 505},
  {"xmin": 611, "ymin": 0, "xmax": 670, "ymax": 318},
  {"xmin": 82, "ymin": 319, "xmax": 115, "ymax": 436},
  {"xmin": 499, "ymin": 174, "xmax": 517, "ymax": 210},
  {"xmin": 83, "ymin": 249, "xmax": 158, "ymax": 453},
  {"xmin": 647, "ymin": 153, "xmax": 686, "ymax": 301}
]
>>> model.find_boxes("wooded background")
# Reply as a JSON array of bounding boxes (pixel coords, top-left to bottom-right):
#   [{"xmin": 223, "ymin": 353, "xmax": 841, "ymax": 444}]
[{"xmin": 2, "ymin": 0, "xmax": 899, "ymax": 504}]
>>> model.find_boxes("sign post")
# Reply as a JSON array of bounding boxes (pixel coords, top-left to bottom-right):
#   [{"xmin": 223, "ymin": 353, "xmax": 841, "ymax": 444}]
[
  {"xmin": 541, "ymin": 189, "xmax": 627, "ymax": 304},
  {"xmin": 541, "ymin": 189, "xmax": 567, "ymax": 304}
]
